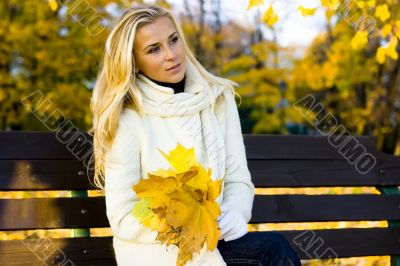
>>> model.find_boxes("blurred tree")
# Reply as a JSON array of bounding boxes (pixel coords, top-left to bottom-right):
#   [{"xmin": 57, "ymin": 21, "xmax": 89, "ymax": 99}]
[
  {"xmin": 287, "ymin": 1, "xmax": 400, "ymax": 153},
  {"xmin": 244, "ymin": 0, "xmax": 400, "ymax": 149},
  {"xmin": 0, "ymin": 0, "xmax": 129, "ymax": 130}
]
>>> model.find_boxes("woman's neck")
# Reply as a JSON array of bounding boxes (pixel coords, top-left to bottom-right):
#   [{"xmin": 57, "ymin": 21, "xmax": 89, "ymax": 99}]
[{"xmin": 147, "ymin": 75, "xmax": 186, "ymax": 94}]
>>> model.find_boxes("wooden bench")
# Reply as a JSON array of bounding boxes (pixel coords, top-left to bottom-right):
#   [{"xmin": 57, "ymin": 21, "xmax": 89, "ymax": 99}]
[{"xmin": 0, "ymin": 131, "xmax": 399, "ymax": 265}]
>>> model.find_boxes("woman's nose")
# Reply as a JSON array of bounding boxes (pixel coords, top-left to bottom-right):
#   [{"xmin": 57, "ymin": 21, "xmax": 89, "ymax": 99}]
[{"xmin": 164, "ymin": 46, "xmax": 176, "ymax": 61}]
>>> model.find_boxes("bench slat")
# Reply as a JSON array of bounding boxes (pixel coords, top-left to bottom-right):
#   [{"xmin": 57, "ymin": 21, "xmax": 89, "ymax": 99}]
[
  {"xmin": 252, "ymin": 194, "xmax": 400, "ymax": 223},
  {"xmin": 0, "ymin": 132, "xmax": 387, "ymax": 160},
  {"xmin": 0, "ymin": 228, "xmax": 398, "ymax": 264},
  {"xmin": 0, "ymin": 131, "xmax": 92, "ymax": 160},
  {"xmin": 0, "ymin": 160, "xmax": 95, "ymax": 190},
  {"xmin": 282, "ymin": 227, "xmax": 400, "ymax": 259},
  {"xmin": 250, "ymin": 158, "xmax": 400, "ymax": 187},
  {"xmin": 0, "ymin": 195, "xmax": 399, "ymax": 230},
  {"xmin": 1, "ymin": 157, "xmax": 399, "ymax": 190},
  {"xmin": 0, "ymin": 236, "xmax": 115, "ymax": 266},
  {"xmin": 244, "ymin": 134, "xmax": 386, "ymax": 159},
  {"xmin": 0, "ymin": 197, "xmax": 108, "ymax": 230}
]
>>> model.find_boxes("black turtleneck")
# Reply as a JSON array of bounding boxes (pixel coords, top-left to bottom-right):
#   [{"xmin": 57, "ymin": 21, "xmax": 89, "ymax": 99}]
[{"xmin": 147, "ymin": 75, "xmax": 186, "ymax": 94}]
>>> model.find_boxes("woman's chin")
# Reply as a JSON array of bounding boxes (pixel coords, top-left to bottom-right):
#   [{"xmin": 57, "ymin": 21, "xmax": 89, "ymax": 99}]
[{"xmin": 166, "ymin": 73, "xmax": 185, "ymax": 83}]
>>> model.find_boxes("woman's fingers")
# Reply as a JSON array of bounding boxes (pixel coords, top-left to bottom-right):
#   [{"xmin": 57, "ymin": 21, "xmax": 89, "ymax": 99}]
[
  {"xmin": 220, "ymin": 205, "xmax": 229, "ymax": 213},
  {"xmin": 218, "ymin": 211, "xmax": 235, "ymax": 232},
  {"xmin": 220, "ymin": 214, "xmax": 240, "ymax": 237},
  {"xmin": 224, "ymin": 226, "xmax": 247, "ymax": 242},
  {"xmin": 223, "ymin": 216, "xmax": 247, "ymax": 241},
  {"xmin": 217, "ymin": 211, "xmax": 225, "ymax": 223},
  {"xmin": 218, "ymin": 208, "xmax": 248, "ymax": 242},
  {"xmin": 217, "ymin": 205, "xmax": 229, "ymax": 223}
]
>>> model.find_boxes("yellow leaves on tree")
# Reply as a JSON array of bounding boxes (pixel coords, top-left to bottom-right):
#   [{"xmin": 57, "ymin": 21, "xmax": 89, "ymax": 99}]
[
  {"xmin": 246, "ymin": 0, "xmax": 264, "ymax": 10},
  {"xmin": 375, "ymin": 4, "xmax": 391, "ymax": 22},
  {"xmin": 376, "ymin": 36, "xmax": 398, "ymax": 64},
  {"xmin": 131, "ymin": 143, "xmax": 223, "ymax": 266},
  {"xmin": 351, "ymin": 31, "xmax": 368, "ymax": 50},
  {"xmin": 297, "ymin": 5, "xmax": 317, "ymax": 17},
  {"xmin": 47, "ymin": 0, "xmax": 58, "ymax": 11},
  {"xmin": 246, "ymin": 0, "xmax": 399, "ymax": 67},
  {"xmin": 261, "ymin": 6, "xmax": 279, "ymax": 27},
  {"xmin": 355, "ymin": 0, "xmax": 375, "ymax": 9},
  {"xmin": 396, "ymin": 20, "xmax": 400, "ymax": 39},
  {"xmin": 381, "ymin": 24, "xmax": 393, "ymax": 39},
  {"xmin": 321, "ymin": 0, "xmax": 340, "ymax": 9}
]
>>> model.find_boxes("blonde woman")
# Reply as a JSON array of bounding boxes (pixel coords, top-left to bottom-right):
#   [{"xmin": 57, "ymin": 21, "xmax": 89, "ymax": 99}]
[{"xmin": 90, "ymin": 4, "xmax": 301, "ymax": 266}]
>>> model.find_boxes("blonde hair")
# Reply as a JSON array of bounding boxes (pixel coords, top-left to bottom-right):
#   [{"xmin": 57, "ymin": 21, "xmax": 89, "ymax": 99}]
[{"xmin": 88, "ymin": 4, "xmax": 241, "ymax": 190}]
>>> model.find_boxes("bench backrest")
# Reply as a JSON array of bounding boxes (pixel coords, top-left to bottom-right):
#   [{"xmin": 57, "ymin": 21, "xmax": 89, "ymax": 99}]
[{"xmin": 0, "ymin": 131, "xmax": 399, "ymax": 265}]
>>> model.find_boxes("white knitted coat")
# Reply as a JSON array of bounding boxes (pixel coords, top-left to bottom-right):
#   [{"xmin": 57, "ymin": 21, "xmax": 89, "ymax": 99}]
[{"xmin": 104, "ymin": 75, "xmax": 255, "ymax": 266}]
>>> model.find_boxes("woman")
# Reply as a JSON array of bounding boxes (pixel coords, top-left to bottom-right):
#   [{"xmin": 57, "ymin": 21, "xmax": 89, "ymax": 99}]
[{"xmin": 90, "ymin": 4, "xmax": 301, "ymax": 266}]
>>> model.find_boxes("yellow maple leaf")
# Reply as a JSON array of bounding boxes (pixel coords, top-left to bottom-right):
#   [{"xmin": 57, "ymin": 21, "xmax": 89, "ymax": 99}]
[
  {"xmin": 246, "ymin": 0, "xmax": 264, "ymax": 10},
  {"xmin": 355, "ymin": 1, "xmax": 365, "ymax": 8},
  {"xmin": 297, "ymin": 5, "xmax": 317, "ymax": 17},
  {"xmin": 376, "ymin": 36, "xmax": 399, "ymax": 64},
  {"xmin": 185, "ymin": 164, "xmax": 211, "ymax": 192},
  {"xmin": 395, "ymin": 20, "xmax": 400, "ymax": 39},
  {"xmin": 375, "ymin": 4, "xmax": 390, "ymax": 22},
  {"xmin": 376, "ymin": 46, "xmax": 386, "ymax": 64},
  {"xmin": 325, "ymin": 9, "xmax": 335, "ymax": 21},
  {"xmin": 131, "ymin": 199, "xmax": 161, "ymax": 230},
  {"xmin": 48, "ymin": 0, "xmax": 58, "ymax": 11},
  {"xmin": 321, "ymin": 0, "xmax": 340, "ymax": 9},
  {"xmin": 356, "ymin": 0, "xmax": 375, "ymax": 8},
  {"xmin": 133, "ymin": 175, "xmax": 177, "ymax": 208},
  {"xmin": 132, "ymin": 143, "xmax": 223, "ymax": 266},
  {"xmin": 351, "ymin": 31, "xmax": 368, "ymax": 50},
  {"xmin": 158, "ymin": 143, "xmax": 198, "ymax": 174},
  {"xmin": 366, "ymin": 0, "xmax": 376, "ymax": 7},
  {"xmin": 386, "ymin": 37, "xmax": 398, "ymax": 60},
  {"xmin": 261, "ymin": 5, "xmax": 279, "ymax": 27},
  {"xmin": 381, "ymin": 24, "xmax": 392, "ymax": 38},
  {"xmin": 166, "ymin": 187, "xmax": 221, "ymax": 264}
]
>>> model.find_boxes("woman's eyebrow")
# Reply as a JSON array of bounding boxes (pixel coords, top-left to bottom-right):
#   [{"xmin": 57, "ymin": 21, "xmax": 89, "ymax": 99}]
[{"xmin": 143, "ymin": 32, "xmax": 177, "ymax": 51}]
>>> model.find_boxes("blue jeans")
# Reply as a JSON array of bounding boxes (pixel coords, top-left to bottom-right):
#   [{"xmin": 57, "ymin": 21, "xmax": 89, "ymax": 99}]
[{"xmin": 217, "ymin": 232, "xmax": 301, "ymax": 266}]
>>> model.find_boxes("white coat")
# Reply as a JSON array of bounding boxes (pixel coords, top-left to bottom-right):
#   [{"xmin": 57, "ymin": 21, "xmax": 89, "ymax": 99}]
[{"xmin": 104, "ymin": 75, "xmax": 255, "ymax": 266}]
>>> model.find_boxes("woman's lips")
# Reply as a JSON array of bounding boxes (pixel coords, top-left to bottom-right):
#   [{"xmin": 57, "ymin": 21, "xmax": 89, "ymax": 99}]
[{"xmin": 167, "ymin": 63, "xmax": 180, "ymax": 71}]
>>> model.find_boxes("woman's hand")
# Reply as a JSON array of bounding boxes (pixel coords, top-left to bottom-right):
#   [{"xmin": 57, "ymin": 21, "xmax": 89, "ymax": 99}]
[{"xmin": 217, "ymin": 205, "xmax": 248, "ymax": 242}]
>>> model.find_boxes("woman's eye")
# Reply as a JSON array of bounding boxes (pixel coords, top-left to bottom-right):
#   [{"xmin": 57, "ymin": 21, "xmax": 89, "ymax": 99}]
[
  {"xmin": 148, "ymin": 37, "xmax": 178, "ymax": 54},
  {"xmin": 149, "ymin": 47, "xmax": 160, "ymax": 54}
]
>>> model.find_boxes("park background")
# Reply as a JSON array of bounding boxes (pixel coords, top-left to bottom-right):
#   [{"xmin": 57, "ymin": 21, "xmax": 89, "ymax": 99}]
[{"xmin": 1, "ymin": 0, "xmax": 399, "ymax": 265}]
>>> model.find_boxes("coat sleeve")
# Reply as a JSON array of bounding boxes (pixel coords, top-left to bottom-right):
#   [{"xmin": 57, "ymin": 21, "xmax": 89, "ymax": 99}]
[
  {"xmin": 215, "ymin": 88, "xmax": 256, "ymax": 223},
  {"xmin": 104, "ymin": 110, "xmax": 157, "ymax": 243}
]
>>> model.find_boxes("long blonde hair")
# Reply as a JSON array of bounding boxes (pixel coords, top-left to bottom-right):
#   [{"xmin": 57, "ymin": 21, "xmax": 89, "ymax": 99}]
[{"xmin": 89, "ymin": 4, "xmax": 241, "ymax": 190}]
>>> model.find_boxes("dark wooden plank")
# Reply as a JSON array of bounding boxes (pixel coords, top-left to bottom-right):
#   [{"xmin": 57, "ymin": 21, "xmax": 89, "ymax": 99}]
[
  {"xmin": 250, "ymin": 157, "xmax": 400, "ymax": 187},
  {"xmin": 0, "ymin": 131, "xmax": 93, "ymax": 160},
  {"xmin": 280, "ymin": 227, "xmax": 400, "ymax": 259},
  {"xmin": 0, "ymin": 160, "xmax": 96, "ymax": 190},
  {"xmin": 0, "ymin": 236, "xmax": 116, "ymax": 266},
  {"xmin": 251, "ymin": 194, "xmax": 400, "ymax": 223},
  {"xmin": 0, "ymin": 197, "xmax": 109, "ymax": 230},
  {"xmin": 1, "ymin": 157, "xmax": 399, "ymax": 190},
  {"xmin": 244, "ymin": 134, "xmax": 388, "ymax": 160},
  {"xmin": 0, "ymin": 132, "xmax": 389, "ymax": 160},
  {"xmin": 0, "ymin": 195, "xmax": 399, "ymax": 230},
  {"xmin": 0, "ymin": 228, "xmax": 399, "ymax": 264}
]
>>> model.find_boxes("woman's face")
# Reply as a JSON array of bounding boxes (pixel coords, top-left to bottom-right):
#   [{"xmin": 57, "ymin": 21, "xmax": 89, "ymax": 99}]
[{"xmin": 133, "ymin": 16, "xmax": 186, "ymax": 83}]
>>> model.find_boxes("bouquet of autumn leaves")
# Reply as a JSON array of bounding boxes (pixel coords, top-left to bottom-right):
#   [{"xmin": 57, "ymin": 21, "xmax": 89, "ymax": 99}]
[{"xmin": 131, "ymin": 143, "xmax": 223, "ymax": 266}]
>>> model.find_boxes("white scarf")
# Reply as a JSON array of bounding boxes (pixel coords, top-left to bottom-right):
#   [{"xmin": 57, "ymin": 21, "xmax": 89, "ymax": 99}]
[{"xmin": 135, "ymin": 65, "xmax": 227, "ymax": 183}]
